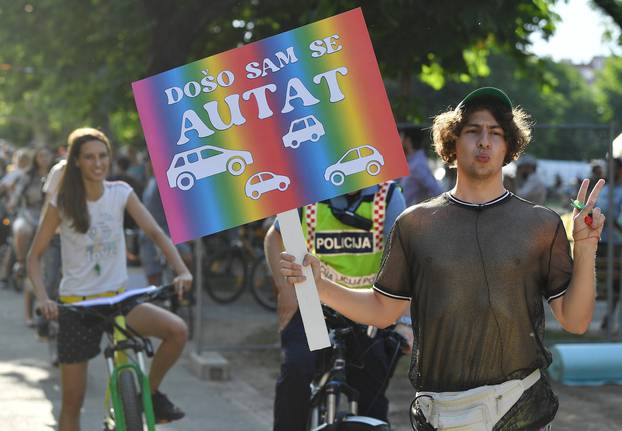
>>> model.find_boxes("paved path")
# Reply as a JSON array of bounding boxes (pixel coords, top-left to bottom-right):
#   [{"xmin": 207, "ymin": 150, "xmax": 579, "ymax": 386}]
[
  {"xmin": 0, "ymin": 268, "xmax": 271, "ymax": 431},
  {"xmin": 3, "ymin": 265, "xmax": 622, "ymax": 430}
]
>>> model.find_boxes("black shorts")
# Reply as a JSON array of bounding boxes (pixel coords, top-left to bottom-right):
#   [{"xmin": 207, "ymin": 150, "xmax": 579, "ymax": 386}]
[{"xmin": 57, "ymin": 300, "xmax": 139, "ymax": 364}]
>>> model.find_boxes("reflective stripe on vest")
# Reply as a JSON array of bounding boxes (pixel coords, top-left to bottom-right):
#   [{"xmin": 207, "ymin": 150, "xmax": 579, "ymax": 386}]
[{"xmin": 303, "ymin": 182, "xmax": 391, "ymax": 289}]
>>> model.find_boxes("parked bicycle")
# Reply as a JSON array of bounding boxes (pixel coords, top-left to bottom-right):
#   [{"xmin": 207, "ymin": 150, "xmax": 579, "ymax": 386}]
[
  {"xmin": 42, "ymin": 284, "xmax": 177, "ymax": 431},
  {"xmin": 202, "ymin": 222, "xmax": 276, "ymax": 310},
  {"xmin": 308, "ymin": 307, "xmax": 404, "ymax": 431},
  {"xmin": 157, "ymin": 248, "xmax": 195, "ymax": 340},
  {"xmin": 248, "ymin": 250, "xmax": 277, "ymax": 311},
  {"xmin": 202, "ymin": 230, "xmax": 248, "ymax": 304},
  {"xmin": 35, "ymin": 233, "xmax": 62, "ymax": 366}
]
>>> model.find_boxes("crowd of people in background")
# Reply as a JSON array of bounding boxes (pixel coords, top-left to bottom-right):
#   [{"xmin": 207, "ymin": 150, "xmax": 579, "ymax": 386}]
[
  {"xmin": 0, "ymin": 139, "xmax": 158, "ymax": 328},
  {"xmin": 0, "ymin": 127, "xmax": 614, "ymax": 332},
  {"xmin": 396, "ymin": 123, "xmax": 611, "ymax": 212},
  {"xmin": 0, "ymin": 117, "xmax": 615, "ymax": 429}
]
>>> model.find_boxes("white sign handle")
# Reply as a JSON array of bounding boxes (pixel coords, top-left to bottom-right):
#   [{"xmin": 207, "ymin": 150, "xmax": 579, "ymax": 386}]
[{"xmin": 277, "ymin": 209, "xmax": 330, "ymax": 350}]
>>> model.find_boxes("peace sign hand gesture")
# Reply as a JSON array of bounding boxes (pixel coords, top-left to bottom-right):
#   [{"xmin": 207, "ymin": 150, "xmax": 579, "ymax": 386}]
[{"xmin": 572, "ymin": 178, "xmax": 606, "ymax": 246}]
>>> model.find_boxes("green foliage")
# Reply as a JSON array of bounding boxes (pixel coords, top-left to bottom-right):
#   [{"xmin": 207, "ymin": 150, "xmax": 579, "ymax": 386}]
[
  {"xmin": 595, "ymin": 56, "xmax": 622, "ymax": 124},
  {"xmin": 0, "ymin": 0, "xmax": 618, "ymax": 159},
  {"xmin": 403, "ymin": 52, "xmax": 612, "ymax": 160}
]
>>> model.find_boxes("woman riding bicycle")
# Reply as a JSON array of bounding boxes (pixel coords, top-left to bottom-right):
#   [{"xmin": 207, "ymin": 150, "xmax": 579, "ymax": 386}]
[
  {"xmin": 27, "ymin": 128, "xmax": 193, "ymax": 431},
  {"xmin": 9, "ymin": 146, "xmax": 53, "ymax": 327}
]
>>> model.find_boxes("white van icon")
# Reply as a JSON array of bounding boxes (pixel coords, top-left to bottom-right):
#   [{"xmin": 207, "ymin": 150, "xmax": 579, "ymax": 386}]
[
  {"xmin": 324, "ymin": 145, "xmax": 384, "ymax": 186},
  {"xmin": 245, "ymin": 171, "xmax": 290, "ymax": 200},
  {"xmin": 167, "ymin": 144, "xmax": 253, "ymax": 191},
  {"xmin": 282, "ymin": 115, "xmax": 325, "ymax": 148}
]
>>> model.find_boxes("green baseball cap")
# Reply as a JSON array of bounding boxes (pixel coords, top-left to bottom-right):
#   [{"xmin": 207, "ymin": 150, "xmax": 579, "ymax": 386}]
[{"xmin": 455, "ymin": 87, "xmax": 513, "ymax": 112}]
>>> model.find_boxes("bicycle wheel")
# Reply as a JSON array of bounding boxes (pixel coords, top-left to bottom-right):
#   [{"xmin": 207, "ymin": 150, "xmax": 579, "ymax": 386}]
[
  {"xmin": 203, "ymin": 249, "xmax": 247, "ymax": 303},
  {"xmin": 336, "ymin": 416, "xmax": 391, "ymax": 430},
  {"xmin": 4, "ymin": 247, "xmax": 22, "ymax": 292},
  {"xmin": 0, "ymin": 243, "xmax": 12, "ymax": 288},
  {"xmin": 117, "ymin": 369, "xmax": 144, "ymax": 431},
  {"xmin": 250, "ymin": 257, "xmax": 277, "ymax": 311},
  {"xmin": 48, "ymin": 322, "xmax": 59, "ymax": 367},
  {"xmin": 180, "ymin": 303, "xmax": 195, "ymax": 340}
]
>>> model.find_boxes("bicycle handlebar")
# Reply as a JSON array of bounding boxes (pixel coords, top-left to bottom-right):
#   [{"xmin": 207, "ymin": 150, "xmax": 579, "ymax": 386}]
[
  {"xmin": 322, "ymin": 304, "xmax": 407, "ymax": 348},
  {"xmin": 36, "ymin": 284, "xmax": 176, "ymax": 316},
  {"xmin": 62, "ymin": 284, "xmax": 174, "ymax": 309}
]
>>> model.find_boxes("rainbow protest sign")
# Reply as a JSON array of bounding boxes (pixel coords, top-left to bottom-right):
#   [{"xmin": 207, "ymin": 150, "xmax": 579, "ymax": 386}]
[{"xmin": 132, "ymin": 8, "xmax": 407, "ymax": 244}]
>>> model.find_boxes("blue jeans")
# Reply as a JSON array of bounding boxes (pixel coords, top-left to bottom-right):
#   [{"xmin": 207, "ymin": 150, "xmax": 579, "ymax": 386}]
[{"xmin": 273, "ymin": 310, "xmax": 397, "ymax": 431}]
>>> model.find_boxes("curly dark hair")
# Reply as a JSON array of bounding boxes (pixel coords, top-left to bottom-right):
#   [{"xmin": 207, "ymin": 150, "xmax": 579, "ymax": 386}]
[{"xmin": 432, "ymin": 98, "xmax": 532, "ymax": 166}]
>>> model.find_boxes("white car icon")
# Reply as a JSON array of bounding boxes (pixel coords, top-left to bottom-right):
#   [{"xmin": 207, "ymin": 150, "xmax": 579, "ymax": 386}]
[
  {"xmin": 324, "ymin": 145, "xmax": 384, "ymax": 186},
  {"xmin": 245, "ymin": 171, "xmax": 291, "ymax": 200},
  {"xmin": 167, "ymin": 144, "xmax": 253, "ymax": 191},
  {"xmin": 282, "ymin": 115, "xmax": 325, "ymax": 149}
]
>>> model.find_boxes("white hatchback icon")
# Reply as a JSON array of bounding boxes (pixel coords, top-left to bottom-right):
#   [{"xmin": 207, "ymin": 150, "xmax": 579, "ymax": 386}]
[
  {"xmin": 282, "ymin": 115, "xmax": 325, "ymax": 149},
  {"xmin": 167, "ymin": 144, "xmax": 253, "ymax": 191},
  {"xmin": 324, "ymin": 145, "xmax": 384, "ymax": 186},
  {"xmin": 245, "ymin": 172, "xmax": 291, "ymax": 200}
]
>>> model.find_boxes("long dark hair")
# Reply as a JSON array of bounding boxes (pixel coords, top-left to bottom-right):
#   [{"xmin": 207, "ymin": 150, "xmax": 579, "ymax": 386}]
[
  {"xmin": 15, "ymin": 147, "xmax": 52, "ymax": 207},
  {"xmin": 57, "ymin": 128, "xmax": 111, "ymax": 233},
  {"xmin": 27, "ymin": 147, "xmax": 52, "ymax": 182}
]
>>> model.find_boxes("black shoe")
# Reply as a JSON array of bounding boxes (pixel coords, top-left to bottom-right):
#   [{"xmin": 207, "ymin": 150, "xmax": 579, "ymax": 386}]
[{"xmin": 151, "ymin": 390, "xmax": 185, "ymax": 423}]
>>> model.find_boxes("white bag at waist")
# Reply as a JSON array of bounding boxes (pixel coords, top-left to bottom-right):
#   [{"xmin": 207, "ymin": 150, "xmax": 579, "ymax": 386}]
[{"xmin": 414, "ymin": 369, "xmax": 541, "ymax": 431}]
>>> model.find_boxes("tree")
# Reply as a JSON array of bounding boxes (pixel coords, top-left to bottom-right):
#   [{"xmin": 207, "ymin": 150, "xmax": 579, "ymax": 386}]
[
  {"xmin": 0, "ymin": 0, "xmax": 609, "ymax": 148},
  {"xmin": 402, "ymin": 51, "xmax": 608, "ymax": 161},
  {"xmin": 593, "ymin": 0, "xmax": 622, "ymax": 33},
  {"xmin": 241, "ymin": 0, "xmax": 562, "ymax": 118},
  {"xmin": 594, "ymin": 56, "xmax": 622, "ymax": 126}
]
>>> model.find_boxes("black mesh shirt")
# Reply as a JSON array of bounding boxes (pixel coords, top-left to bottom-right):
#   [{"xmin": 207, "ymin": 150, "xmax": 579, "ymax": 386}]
[{"xmin": 374, "ymin": 192, "xmax": 572, "ymax": 429}]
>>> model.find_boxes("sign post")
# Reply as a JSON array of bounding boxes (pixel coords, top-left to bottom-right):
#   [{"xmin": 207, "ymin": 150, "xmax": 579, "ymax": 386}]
[
  {"xmin": 132, "ymin": 8, "xmax": 407, "ymax": 351},
  {"xmin": 277, "ymin": 209, "xmax": 330, "ymax": 349}
]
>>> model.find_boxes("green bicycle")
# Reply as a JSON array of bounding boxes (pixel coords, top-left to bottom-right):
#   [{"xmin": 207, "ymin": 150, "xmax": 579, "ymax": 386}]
[{"xmin": 57, "ymin": 285, "xmax": 175, "ymax": 431}]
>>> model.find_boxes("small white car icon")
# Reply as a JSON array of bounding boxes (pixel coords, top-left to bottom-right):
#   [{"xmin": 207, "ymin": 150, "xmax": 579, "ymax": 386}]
[
  {"xmin": 324, "ymin": 145, "xmax": 384, "ymax": 186},
  {"xmin": 282, "ymin": 115, "xmax": 325, "ymax": 149},
  {"xmin": 245, "ymin": 172, "xmax": 291, "ymax": 200},
  {"xmin": 167, "ymin": 145, "xmax": 253, "ymax": 191}
]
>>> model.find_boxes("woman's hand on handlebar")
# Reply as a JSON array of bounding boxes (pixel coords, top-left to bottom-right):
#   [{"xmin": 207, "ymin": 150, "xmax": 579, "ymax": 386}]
[
  {"xmin": 39, "ymin": 299, "xmax": 58, "ymax": 321},
  {"xmin": 279, "ymin": 252, "xmax": 322, "ymax": 285},
  {"xmin": 173, "ymin": 271, "xmax": 193, "ymax": 301}
]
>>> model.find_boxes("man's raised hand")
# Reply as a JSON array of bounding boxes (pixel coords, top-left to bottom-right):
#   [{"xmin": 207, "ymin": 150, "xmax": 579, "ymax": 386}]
[{"xmin": 572, "ymin": 178, "xmax": 606, "ymax": 245}]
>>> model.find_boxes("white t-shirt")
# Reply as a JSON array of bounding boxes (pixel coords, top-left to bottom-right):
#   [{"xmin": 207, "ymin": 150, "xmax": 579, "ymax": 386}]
[
  {"xmin": 42, "ymin": 159, "xmax": 66, "ymax": 195},
  {"xmin": 51, "ymin": 181, "xmax": 133, "ymax": 296}
]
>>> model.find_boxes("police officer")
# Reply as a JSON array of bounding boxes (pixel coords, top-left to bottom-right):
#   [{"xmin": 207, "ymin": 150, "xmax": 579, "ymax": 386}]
[{"xmin": 265, "ymin": 181, "xmax": 412, "ymax": 430}]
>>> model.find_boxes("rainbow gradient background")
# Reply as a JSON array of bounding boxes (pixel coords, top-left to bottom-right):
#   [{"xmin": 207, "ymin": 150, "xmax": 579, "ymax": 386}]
[{"xmin": 132, "ymin": 8, "xmax": 407, "ymax": 244}]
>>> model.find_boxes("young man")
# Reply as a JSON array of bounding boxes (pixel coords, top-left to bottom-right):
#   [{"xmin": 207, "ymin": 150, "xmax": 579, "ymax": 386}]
[
  {"xmin": 280, "ymin": 87, "xmax": 605, "ymax": 430},
  {"xmin": 265, "ymin": 182, "xmax": 412, "ymax": 430}
]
